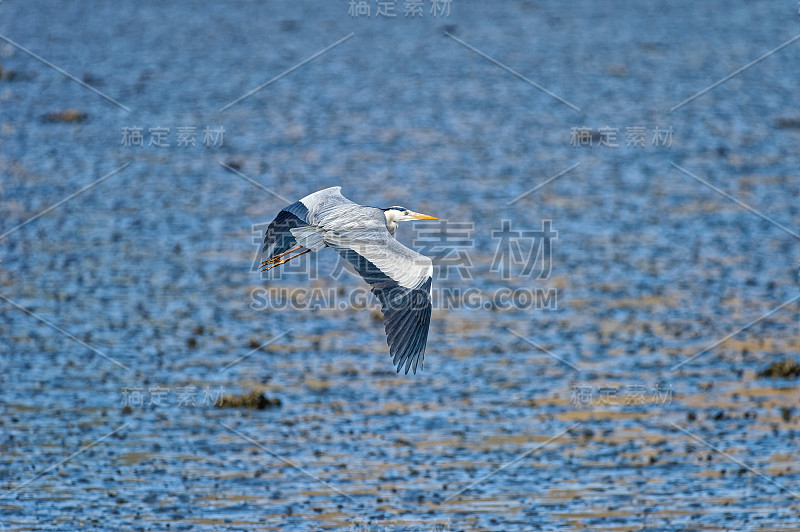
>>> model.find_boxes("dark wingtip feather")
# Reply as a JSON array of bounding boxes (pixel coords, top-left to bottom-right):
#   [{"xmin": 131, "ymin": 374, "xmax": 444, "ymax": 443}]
[{"xmin": 333, "ymin": 247, "xmax": 432, "ymax": 375}]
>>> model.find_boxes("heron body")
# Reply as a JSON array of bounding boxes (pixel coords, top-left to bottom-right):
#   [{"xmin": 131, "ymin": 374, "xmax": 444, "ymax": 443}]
[{"xmin": 261, "ymin": 187, "xmax": 437, "ymax": 374}]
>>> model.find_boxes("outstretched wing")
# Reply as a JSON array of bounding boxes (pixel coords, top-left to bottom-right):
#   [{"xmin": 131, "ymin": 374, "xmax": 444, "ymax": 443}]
[
  {"xmin": 262, "ymin": 186, "xmax": 356, "ymax": 257},
  {"xmin": 328, "ymin": 225, "xmax": 433, "ymax": 375}
]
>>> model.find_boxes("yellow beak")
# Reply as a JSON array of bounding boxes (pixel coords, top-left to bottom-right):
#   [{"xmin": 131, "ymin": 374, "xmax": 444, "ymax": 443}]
[{"xmin": 408, "ymin": 211, "xmax": 438, "ymax": 220}]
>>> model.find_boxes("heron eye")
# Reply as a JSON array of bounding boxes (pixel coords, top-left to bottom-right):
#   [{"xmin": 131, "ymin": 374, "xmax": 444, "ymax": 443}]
[{"xmin": 404, "ymin": 210, "xmax": 409, "ymax": 215}]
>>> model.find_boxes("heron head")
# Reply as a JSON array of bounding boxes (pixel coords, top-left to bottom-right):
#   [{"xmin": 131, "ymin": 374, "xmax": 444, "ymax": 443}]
[
  {"xmin": 383, "ymin": 206, "xmax": 438, "ymax": 223},
  {"xmin": 382, "ymin": 206, "xmax": 437, "ymax": 234}
]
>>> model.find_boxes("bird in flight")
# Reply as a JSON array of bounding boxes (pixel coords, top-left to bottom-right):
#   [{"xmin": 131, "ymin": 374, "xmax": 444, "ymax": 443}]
[{"xmin": 260, "ymin": 187, "xmax": 438, "ymax": 374}]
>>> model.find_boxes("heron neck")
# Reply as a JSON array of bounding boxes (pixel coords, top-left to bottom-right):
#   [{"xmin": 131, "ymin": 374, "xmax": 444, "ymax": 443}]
[{"xmin": 383, "ymin": 210, "xmax": 401, "ymax": 235}]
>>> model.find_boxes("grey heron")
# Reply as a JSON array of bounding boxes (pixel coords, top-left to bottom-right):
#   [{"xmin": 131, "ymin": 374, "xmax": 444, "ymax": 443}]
[{"xmin": 260, "ymin": 186, "xmax": 438, "ymax": 374}]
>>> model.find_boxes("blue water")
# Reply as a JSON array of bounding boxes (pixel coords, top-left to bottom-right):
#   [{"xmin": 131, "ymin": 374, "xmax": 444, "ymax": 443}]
[{"xmin": 1, "ymin": 1, "xmax": 799, "ymax": 529}]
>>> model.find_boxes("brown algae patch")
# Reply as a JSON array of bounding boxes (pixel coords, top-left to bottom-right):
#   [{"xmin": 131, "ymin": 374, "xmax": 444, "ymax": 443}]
[
  {"xmin": 216, "ymin": 390, "xmax": 282, "ymax": 409},
  {"xmin": 758, "ymin": 358, "xmax": 800, "ymax": 379}
]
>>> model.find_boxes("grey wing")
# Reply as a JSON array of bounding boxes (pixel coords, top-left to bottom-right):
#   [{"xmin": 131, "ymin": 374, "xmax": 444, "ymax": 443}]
[
  {"xmin": 301, "ymin": 186, "xmax": 358, "ymax": 225},
  {"xmin": 328, "ymin": 228, "xmax": 433, "ymax": 375},
  {"xmin": 262, "ymin": 186, "xmax": 356, "ymax": 257}
]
